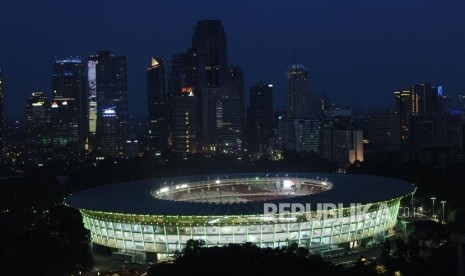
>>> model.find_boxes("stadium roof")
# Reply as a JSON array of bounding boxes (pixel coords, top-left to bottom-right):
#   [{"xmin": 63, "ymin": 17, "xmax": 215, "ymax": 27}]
[{"xmin": 64, "ymin": 173, "xmax": 416, "ymax": 216}]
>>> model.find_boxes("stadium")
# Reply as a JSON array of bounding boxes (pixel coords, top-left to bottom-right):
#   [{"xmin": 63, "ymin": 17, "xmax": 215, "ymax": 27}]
[{"xmin": 64, "ymin": 173, "xmax": 416, "ymax": 261}]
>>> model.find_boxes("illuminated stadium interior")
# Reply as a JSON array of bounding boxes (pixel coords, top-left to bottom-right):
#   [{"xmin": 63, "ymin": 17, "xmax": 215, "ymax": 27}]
[{"xmin": 153, "ymin": 177, "xmax": 332, "ymax": 203}]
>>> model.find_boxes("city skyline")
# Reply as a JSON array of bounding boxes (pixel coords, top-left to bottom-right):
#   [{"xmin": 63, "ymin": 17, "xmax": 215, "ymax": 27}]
[{"xmin": 1, "ymin": 0, "xmax": 465, "ymax": 120}]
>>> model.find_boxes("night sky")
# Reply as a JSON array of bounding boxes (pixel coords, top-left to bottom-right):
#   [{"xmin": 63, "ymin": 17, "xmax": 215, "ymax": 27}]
[{"xmin": 1, "ymin": 0, "xmax": 464, "ymax": 120}]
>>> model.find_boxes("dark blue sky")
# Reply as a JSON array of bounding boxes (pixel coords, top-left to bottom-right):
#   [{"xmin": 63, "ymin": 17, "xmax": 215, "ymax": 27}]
[{"xmin": 1, "ymin": 0, "xmax": 464, "ymax": 120}]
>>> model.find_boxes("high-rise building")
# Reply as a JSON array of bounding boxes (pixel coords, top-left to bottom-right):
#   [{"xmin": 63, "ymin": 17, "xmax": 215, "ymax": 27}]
[
  {"xmin": 192, "ymin": 20, "xmax": 227, "ymax": 89},
  {"xmin": 216, "ymin": 67, "xmax": 244, "ymax": 153},
  {"xmin": 394, "ymin": 89, "xmax": 419, "ymax": 147},
  {"xmin": 51, "ymin": 57, "xmax": 86, "ymax": 158},
  {"xmin": 192, "ymin": 20, "xmax": 229, "ymax": 150},
  {"xmin": 320, "ymin": 129, "xmax": 364, "ymax": 167},
  {"xmin": 0, "ymin": 70, "xmax": 3, "ymax": 156},
  {"xmin": 279, "ymin": 64, "xmax": 313, "ymax": 152},
  {"xmin": 247, "ymin": 81, "xmax": 273, "ymax": 153},
  {"xmin": 147, "ymin": 57, "xmax": 167, "ymax": 154},
  {"xmin": 168, "ymin": 52, "xmax": 199, "ymax": 157},
  {"xmin": 301, "ymin": 119, "xmax": 321, "ymax": 153},
  {"xmin": 366, "ymin": 113, "xmax": 399, "ymax": 152},
  {"xmin": 394, "ymin": 83, "xmax": 445, "ymax": 149},
  {"xmin": 286, "ymin": 64, "xmax": 309, "ymax": 119},
  {"xmin": 88, "ymin": 51, "xmax": 129, "ymax": 157},
  {"xmin": 25, "ymin": 92, "xmax": 51, "ymax": 161},
  {"xmin": 172, "ymin": 87, "xmax": 197, "ymax": 158},
  {"xmin": 412, "ymin": 113, "xmax": 463, "ymax": 150}
]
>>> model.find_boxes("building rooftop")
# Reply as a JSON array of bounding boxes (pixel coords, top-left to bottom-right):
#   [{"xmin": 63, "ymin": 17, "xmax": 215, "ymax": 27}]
[{"xmin": 64, "ymin": 172, "xmax": 415, "ymax": 216}]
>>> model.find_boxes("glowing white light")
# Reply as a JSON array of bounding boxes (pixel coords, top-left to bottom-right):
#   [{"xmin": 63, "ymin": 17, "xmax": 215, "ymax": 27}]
[
  {"xmin": 159, "ymin": 187, "xmax": 169, "ymax": 193},
  {"xmin": 103, "ymin": 109, "xmax": 116, "ymax": 115},
  {"xmin": 215, "ymin": 179, "xmax": 221, "ymax": 184},
  {"xmin": 282, "ymin": 180, "xmax": 295, "ymax": 189},
  {"xmin": 208, "ymin": 218, "xmax": 220, "ymax": 224}
]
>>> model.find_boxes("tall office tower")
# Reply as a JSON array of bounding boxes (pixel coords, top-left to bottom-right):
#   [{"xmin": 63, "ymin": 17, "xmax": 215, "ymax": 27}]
[
  {"xmin": 25, "ymin": 92, "xmax": 51, "ymax": 161},
  {"xmin": 301, "ymin": 119, "xmax": 321, "ymax": 153},
  {"xmin": 147, "ymin": 57, "xmax": 167, "ymax": 154},
  {"xmin": 247, "ymin": 81, "xmax": 273, "ymax": 153},
  {"xmin": 192, "ymin": 20, "xmax": 227, "ymax": 89},
  {"xmin": 201, "ymin": 87, "xmax": 221, "ymax": 149},
  {"xmin": 88, "ymin": 51, "xmax": 129, "ymax": 157},
  {"xmin": 172, "ymin": 87, "xmax": 197, "ymax": 158},
  {"xmin": 394, "ymin": 83, "xmax": 444, "ymax": 148},
  {"xmin": 286, "ymin": 64, "xmax": 309, "ymax": 119},
  {"xmin": 215, "ymin": 66, "xmax": 244, "ymax": 153},
  {"xmin": 192, "ymin": 20, "xmax": 228, "ymax": 150},
  {"xmin": 168, "ymin": 52, "xmax": 199, "ymax": 157},
  {"xmin": 51, "ymin": 57, "xmax": 86, "ymax": 158},
  {"xmin": 412, "ymin": 113, "xmax": 463, "ymax": 150},
  {"xmin": 394, "ymin": 89, "xmax": 419, "ymax": 147},
  {"xmin": 320, "ymin": 129, "xmax": 364, "ymax": 167},
  {"xmin": 366, "ymin": 113, "xmax": 399, "ymax": 152},
  {"xmin": 413, "ymin": 83, "xmax": 441, "ymax": 115},
  {"xmin": 0, "ymin": 70, "xmax": 3, "ymax": 156}
]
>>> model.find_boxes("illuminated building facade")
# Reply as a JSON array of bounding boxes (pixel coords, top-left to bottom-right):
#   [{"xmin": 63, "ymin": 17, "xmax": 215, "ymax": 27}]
[
  {"xmin": 89, "ymin": 51, "xmax": 129, "ymax": 157},
  {"xmin": 65, "ymin": 173, "xmax": 415, "ymax": 261},
  {"xmin": 25, "ymin": 92, "xmax": 51, "ymax": 161},
  {"xmin": 51, "ymin": 57, "xmax": 86, "ymax": 158},
  {"xmin": 147, "ymin": 57, "xmax": 168, "ymax": 154},
  {"xmin": 87, "ymin": 58, "xmax": 98, "ymax": 150}
]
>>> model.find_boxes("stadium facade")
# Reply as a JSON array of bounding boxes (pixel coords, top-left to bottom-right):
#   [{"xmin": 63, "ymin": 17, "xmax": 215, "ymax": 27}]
[{"xmin": 64, "ymin": 173, "xmax": 415, "ymax": 261}]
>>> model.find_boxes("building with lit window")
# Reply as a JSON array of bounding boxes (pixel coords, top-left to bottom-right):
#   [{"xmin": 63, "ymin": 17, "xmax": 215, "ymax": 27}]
[
  {"xmin": 287, "ymin": 64, "xmax": 309, "ymax": 119},
  {"xmin": 25, "ymin": 92, "xmax": 51, "ymax": 161},
  {"xmin": 51, "ymin": 57, "xmax": 86, "ymax": 158},
  {"xmin": 147, "ymin": 57, "xmax": 167, "ymax": 154},
  {"xmin": 168, "ymin": 51, "xmax": 200, "ymax": 158},
  {"xmin": 247, "ymin": 81, "xmax": 273, "ymax": 154},
  {"xmin": 88, "ymin": 51, "xmax": 129, "ymax": 157},
  {"xmin": 65, "ymin": 173, "xmax": 415, "ymax": 262}
]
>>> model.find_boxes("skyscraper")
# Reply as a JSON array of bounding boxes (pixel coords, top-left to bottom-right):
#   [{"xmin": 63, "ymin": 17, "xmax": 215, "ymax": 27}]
[
  {"xmin": 247, "ymin": 81, "xmax": 273, "ymax": 153},
  {"xmin": 286, "ymin": 64, "xmax": 309, "ymax": 119},
  {"xmin": 25, "ymin": 92, "xmax": 51, "ymax": 161},
  {"xmin": 0, "ymin": 70, "xmax": 3, "ymax": 156},
  {"xmin": 394, "ymin": 83, "xmax": 443, "ymax": 148},
  {"xmin": 215, "ymin": 67, "xmax": 244, "ymax": 153},
  {"xmin": 394, "ymin": 89, "xmax": 419, "ymax": 147},
  {"xmin": 192, "ymin": 20, "xmax": 227, "ymax": 89},
  {"xmin": 192, "ymin": 20, "xmax": 229, "ymax": 150},
  {"xmin": 168, "ymin": 52, "xmax": 199, "ymax": 157},
  {"xmin": 147, "ymin": 57, "xmax": 167, "ymax": 154},
  {"xmin": 88, "ymin": 51, "xmax": 129, "ymax": 157},
  {"xmin": 280, "ymin": 64, "xmax": 313, "ymax": 152},
  {"xmin": 51, "ymin": 57, "xmax": 86, "ymax": 158}
]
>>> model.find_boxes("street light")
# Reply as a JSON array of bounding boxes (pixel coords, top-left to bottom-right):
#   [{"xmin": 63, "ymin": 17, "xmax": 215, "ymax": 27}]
[
  {"xmin": 430, "ymin": 197, "xmax": 437, "ymax": 221},
  {"xmin": 441, "ymin": 200, "xmax": 446, "ymax": 224}
]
